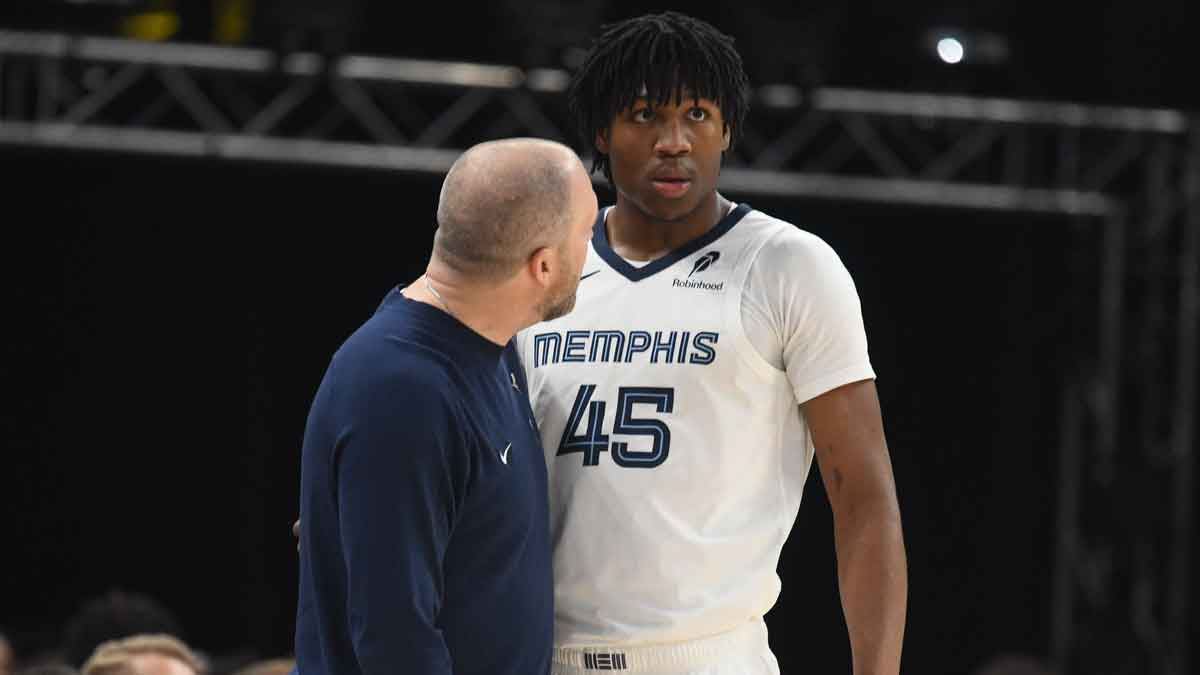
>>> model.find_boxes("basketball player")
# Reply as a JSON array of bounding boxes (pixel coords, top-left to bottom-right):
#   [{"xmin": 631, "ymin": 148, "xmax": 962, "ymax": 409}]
[
  {"xmin": 515, "ymin": 12, "xmax": 907, "ymax": 674},
  {"xmin": 294, "ymin": 138, "xmax": 598, "ymax": 675}
]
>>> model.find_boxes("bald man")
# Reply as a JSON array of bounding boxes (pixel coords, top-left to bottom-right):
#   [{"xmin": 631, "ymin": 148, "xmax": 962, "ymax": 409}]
[{"xmin": 293, "ymin": 138, "xmax": 598, "ymax": 675}]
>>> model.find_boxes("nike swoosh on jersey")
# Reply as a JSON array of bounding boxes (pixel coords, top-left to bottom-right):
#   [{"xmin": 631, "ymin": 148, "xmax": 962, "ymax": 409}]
[
  {"xmin": 500, "ymin": 442, "xmax": 511, "ymax": 464},
  {"xmin": 579, "ymin": 270, "xmax": 601, "ymax": 281}
]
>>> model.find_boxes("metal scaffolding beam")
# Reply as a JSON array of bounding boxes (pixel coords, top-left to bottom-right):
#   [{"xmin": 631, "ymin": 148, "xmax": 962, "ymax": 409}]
[
  {"xmin": 0, "ymin": 30, "xmax": 1195, "ymax": 675},
  {"xmin": 0, "ymin": 28, "xmax": 1181, "ymax": 211}
]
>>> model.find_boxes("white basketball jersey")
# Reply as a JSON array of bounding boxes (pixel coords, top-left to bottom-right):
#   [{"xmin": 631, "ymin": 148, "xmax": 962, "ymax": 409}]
[{"xmin": 517, "ymin": 203, "xmax": 875, "ymax": 647}]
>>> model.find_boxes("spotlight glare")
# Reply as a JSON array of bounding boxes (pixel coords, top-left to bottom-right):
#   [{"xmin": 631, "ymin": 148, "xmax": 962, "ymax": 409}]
[{"xmin": 937, "ymin": 37, "xmax": 964, "ymax": 64}]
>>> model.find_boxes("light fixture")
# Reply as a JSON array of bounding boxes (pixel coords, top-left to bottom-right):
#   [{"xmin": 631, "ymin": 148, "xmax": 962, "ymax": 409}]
[{"xmin": 937, "ymin": 37, "xmax": 965, "ymax": 64}]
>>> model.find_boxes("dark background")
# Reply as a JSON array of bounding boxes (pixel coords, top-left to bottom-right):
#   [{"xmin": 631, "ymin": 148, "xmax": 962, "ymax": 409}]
[
  {"xmin": 1, "ymin": 0, "xmax": 1193, "ymax": 673},
  {"xmin": 2, "ymin": 0, "xmax": 1195, "ymax": 108}
]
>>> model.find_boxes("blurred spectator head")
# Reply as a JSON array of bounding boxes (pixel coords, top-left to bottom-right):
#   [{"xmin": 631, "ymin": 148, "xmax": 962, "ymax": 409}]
[
  {"xmin": 81, "ymin": 635, "xmax": 203, "ymax": 675},
  {"xmin": 16, "ymin": 666, "xmax": 79, "ymax": 675},
  {"xmin": 972, "ymin": 652, "xmax": 1056, "ymax": 675},
  {"xmin": 1, "ymin": 632, "xmax": 14, "ymax": 675},
  {"xmin": 229, "ymin": 659, "xmax": 293, "ymax": 675},
  {"xmin": 62, "ymin": 591, "xmax": 184, "ymax": 669}
]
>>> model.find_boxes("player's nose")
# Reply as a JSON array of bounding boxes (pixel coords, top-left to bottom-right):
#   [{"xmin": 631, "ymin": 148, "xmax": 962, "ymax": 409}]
[{"xmin": 653, "ymin": 119, "xmax": 691, "ymax": 156}]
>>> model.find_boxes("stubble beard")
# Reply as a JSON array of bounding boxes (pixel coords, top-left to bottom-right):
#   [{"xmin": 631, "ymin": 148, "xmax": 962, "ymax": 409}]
[{"xmin": 539, "ymin": 271, "xmax": 580, "ymax": 322}]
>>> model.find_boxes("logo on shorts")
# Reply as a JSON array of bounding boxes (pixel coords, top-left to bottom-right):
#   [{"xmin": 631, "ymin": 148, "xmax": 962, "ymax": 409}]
[{"xmin": 583, "ymin": 652, "xmax": 628, "ymax": 670}]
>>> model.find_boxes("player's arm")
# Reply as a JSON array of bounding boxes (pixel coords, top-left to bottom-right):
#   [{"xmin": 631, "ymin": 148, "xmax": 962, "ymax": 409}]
[
  {"xmin": 803, "ymin": 381, "xmax": 906, "ymax": 675},
  {"xmin": 753, "ymin": 228, "xmax": 907, "ymax": 674},
  {"xmin": 334, "ymin": 371, "xmax": 467, "ymax": 674}
]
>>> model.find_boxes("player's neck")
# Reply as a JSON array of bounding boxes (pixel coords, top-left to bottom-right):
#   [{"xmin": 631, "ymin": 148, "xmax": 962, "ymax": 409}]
[
  {"xmin": 403, "ymin": 266, "xmax": 534, "ymax": 347},
  {"xmin": 606, "ymin": 192, "xmax": 731, "ymax": 261}
]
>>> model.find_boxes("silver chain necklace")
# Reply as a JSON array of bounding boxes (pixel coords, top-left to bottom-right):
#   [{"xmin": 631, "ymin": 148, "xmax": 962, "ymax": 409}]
[{"xmin": 423, "ymin": 276, "xmax": 452, "ymax": 315}]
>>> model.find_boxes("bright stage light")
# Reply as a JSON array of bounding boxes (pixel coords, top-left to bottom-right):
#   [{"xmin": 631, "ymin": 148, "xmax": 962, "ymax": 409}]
[{"xmin": 937, "ymin": 37, "xmax": 964, "ymax": 64}]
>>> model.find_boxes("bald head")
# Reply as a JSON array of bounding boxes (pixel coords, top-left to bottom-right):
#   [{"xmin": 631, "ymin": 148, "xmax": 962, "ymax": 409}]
[{"xmin": 434, "ymin": 138, "xmax": 589, "ymax": 280}]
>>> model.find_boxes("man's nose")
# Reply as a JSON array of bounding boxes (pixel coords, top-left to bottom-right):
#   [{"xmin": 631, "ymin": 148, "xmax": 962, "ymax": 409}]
[{"xmin": 654, "ymin": 119, "xmax": 691, "ymax": 156}]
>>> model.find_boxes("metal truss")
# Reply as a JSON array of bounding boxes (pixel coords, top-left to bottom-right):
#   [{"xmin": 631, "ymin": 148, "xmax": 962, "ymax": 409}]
[
  {"xmin": 0, "ymin": 28, "xmax": 1187, "ymax": 214},
  {"xmin": 1050, "ymin": 139, "xmax": 1198, "ymax": 675},
  {"xmin": 0, "ymin": 29, "xmax": 1196, "ymax": 675}
]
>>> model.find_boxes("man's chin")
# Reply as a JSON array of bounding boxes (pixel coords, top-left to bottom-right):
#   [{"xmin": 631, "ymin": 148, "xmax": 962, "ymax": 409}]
[
  {"xmin": 635, "ymin": 194, "xmax": 704, "ymax": 223},
  {"xmin": 541, "ymin": 294, "xmax": 578, "ymax": 323}
]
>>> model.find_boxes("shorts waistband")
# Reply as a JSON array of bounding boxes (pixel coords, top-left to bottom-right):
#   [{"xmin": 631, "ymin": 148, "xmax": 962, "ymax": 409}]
[{"xmin": 552, "ymin": 619, "xmax": 766, "ymax": 672}]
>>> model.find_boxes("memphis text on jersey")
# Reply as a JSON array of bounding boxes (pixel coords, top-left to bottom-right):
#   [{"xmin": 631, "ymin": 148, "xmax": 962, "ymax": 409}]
[{"xmin": 530, "ymin": 330, "xmax": 720, "ymax": 368}]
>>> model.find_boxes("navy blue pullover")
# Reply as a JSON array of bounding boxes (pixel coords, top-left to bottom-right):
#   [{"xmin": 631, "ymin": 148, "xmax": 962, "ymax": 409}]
[{"xmin": 294, "ymin": 287, "xmax": 552, "ymax": 675}]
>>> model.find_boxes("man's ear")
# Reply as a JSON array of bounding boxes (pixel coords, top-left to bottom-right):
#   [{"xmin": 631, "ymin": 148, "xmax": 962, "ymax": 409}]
[
  {"xmin": 595, "ymin": 129, "xmax": 610, "ymax": 154},
  {"xmin": 721, "ymin": 125, "xmax": 731, "ymax": 151},
  {"xmin": 528, "ymin": 246, "xmax": 555, "ymax": 289}
]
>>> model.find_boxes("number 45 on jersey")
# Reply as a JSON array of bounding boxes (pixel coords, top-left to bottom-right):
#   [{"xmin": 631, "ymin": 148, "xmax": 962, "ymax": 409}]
[{"xmin": 557, "ymin": 385, "xmax": 675, "ymax": 468}]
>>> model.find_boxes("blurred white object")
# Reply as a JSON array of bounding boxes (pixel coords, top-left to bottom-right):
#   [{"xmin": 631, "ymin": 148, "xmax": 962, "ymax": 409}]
[{"xmin": 937, "ymin": 37, "xmax": 965, "ymax": 64}]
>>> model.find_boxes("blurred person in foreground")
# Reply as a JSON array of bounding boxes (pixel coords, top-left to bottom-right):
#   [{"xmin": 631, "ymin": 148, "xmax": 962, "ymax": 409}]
[
  {"xmin": 81, "ymin": 635, "xmax": 203, "ymax": 675},
  {"xmin": 514, "ymin": 11, "xmax": 907, "ymax": 674},
  {"xmin": 61, "ymin": 591, "xmax": 185, "ymax": 670},
  {"xmin": 292, "ymin": 138, "xmax": 598, "ymax": 674},
  {"xmin": 0, "ymin": 632, "xmax": 13, "ymax": 675},
  {"xmin": 227, "ymin": 658, "xmax": 293, "ymax": 675}
]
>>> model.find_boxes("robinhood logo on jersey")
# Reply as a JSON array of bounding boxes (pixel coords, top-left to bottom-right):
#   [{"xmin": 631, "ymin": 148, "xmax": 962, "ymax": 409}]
[{"xmin": 673, "ymin": 250, "xmax": 724, "ymax": 291}]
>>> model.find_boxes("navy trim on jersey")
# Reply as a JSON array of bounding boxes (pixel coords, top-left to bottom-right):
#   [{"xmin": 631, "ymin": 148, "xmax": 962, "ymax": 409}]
[{"xmin": 592, "ymin": 202, "xmax": 752, "ymax": 282}]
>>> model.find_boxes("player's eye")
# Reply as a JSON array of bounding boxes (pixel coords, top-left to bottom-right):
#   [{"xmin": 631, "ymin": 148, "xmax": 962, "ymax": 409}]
[
  {"xmin": 632, "ymin": 108, "xmax": 655, "ymax": 122},
  {"xmin": 687, "ymin": 107, "xmax": 709, "ymax": 121}
]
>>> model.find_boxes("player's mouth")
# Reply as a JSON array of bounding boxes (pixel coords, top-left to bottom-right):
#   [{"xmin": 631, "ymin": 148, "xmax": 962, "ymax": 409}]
[{"xmin": 651, "ymin": 177, "xmax": 692, "ymax": 198}]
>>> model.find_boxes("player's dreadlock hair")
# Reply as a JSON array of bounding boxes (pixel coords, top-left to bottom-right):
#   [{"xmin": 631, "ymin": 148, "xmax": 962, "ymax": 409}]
[{"xmin": 566, "ymin": 12, "xmax": 751, "ymax": 183}]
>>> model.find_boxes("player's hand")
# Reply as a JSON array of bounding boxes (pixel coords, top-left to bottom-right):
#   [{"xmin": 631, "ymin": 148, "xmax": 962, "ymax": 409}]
[{"xmin": 293, "ymin": 518, "xmax": 301, "ymax": 553}]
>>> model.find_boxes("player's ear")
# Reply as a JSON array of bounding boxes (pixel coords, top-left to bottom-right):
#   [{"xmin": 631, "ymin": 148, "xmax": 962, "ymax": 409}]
[
  {"xmin": 721, "ymin": 124, "xmax": 731, "ymax": 151},
  {"xmin": 595, "ymin": 129, "xmax": 610, "ymax": 154},
  {"xmin": 527, "ymin": 246, "xmax": 555, "ymax": 289}
]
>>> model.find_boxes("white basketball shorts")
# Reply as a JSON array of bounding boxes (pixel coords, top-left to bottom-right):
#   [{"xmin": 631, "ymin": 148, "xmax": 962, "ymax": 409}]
[{"xmin": 551, "ymin": 619, "xmax": 780, "ymax": 675}]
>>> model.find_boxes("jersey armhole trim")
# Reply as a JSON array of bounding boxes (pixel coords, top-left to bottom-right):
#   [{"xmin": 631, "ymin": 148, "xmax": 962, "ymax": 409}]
[
  {"xmin": 792, "ymin": 363, "xmax": 877, "ymax": 406},
  {"xmin": 726, "ymin": 225, "xmax": 794, "ymax": 383}
]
